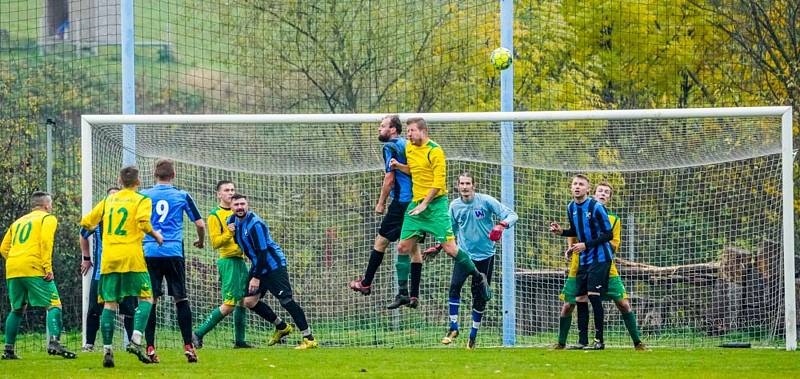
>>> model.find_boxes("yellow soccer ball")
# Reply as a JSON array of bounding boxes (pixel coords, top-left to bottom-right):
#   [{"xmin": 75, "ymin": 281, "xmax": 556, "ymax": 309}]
[{"xmin": 490, "ymin": 47, "xmax": 512, "ymax": 70}]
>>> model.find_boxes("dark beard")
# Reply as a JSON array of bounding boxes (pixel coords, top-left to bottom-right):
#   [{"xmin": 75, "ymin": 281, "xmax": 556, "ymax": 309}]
[{"xmin": 378, "ymin": 134, "xmax": 390, "ymax": 142}]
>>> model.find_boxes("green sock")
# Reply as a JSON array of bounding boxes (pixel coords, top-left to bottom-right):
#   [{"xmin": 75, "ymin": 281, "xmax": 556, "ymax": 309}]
[
  {"xmin": 100, "ymin": 308, "xmax": 116, "ymax": 346},
  {"xmin": 622, "ymin": 311, "xmax": 642, "ymax": 345},
  {"xmin": 196, "ymin": 308, "xmax": 226, "ymax": 338},
  {"xmin": 396, "ymin": 255, "xmax": 410, "ymax": 294},
  {"xmin": 234, "ymin": 306, "xmax": 247, "ymax": 343},
  {"xmin": 558, "ymin": 316, "xmax": 571, "ymax": 345},
  {"xmin": 4, "ymin": 312, "xmax": 22, "ymax": 345},
  {"xmin": 454, "ymin": 249, "xmax": 478, "ymax": 273},
  {"xmin": 46, "ymin": 308, "xmax": 62, "ymax": 338},
  {"xmin": 134, "ymin": 301, "xmax": 153, "ymax": 333}
]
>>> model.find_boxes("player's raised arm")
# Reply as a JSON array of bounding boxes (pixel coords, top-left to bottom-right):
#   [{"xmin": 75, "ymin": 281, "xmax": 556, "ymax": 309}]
[{"xmin": 80, "ymin": 199, "xmax": 106, "ymax": 231}]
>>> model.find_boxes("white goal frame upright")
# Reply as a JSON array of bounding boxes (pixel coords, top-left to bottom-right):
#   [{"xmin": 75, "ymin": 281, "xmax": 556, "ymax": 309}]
[{"xmin": 81, "ymin": 106, "xmax": 796, "ymax": 350}]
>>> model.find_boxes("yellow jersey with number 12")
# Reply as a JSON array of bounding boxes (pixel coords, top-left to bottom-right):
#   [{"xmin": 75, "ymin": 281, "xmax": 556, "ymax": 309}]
[{"xmin": 80, "ymin": 188, "xmax": 153, "ymax": 274}]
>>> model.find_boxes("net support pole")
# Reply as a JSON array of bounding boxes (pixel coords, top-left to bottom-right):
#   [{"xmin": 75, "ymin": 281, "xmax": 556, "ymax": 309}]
[
  {"xmin": 121, "ymin": 0, "xmax": 136, "ymax": 166},
  {"xmin": 781, "ymin": 108, "xmax": 796, "ymax": 351},
  {"xmin": 499, "ymin": 0, "xmax": 516, "ymax": 347},
  {"xmin": 80, "ymin": 118, "xmax": 93, "ymax": 347}
]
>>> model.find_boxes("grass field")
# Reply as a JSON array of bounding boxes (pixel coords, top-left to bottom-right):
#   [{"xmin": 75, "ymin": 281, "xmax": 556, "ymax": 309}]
[{"xmin": 2, "ymin": 347, "xmax": 798, "ymax": 379}]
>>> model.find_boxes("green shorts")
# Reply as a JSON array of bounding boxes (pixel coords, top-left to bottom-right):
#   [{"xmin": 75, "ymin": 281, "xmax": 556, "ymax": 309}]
[
  {"xmin": 399, "ymin": 196, "xmax": 454, "ymax": 244},
  {"xmin": 219, "ymin": 257, "xmax": 248, "ymax": 305},
  {"xmin": 7, "ymin": 277, "xmax": 61, "ymax": 310},
  {"xmin": 98, "ymin": 272, "xmax": 153, "ymax": 303},
  {"xmin": 560, "ymin": 267, "xmax": 628, "ymax": 304}
]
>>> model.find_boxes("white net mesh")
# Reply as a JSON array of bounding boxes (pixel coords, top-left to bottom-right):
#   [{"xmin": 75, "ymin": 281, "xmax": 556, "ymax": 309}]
[{"xmin": 87, "ymin": 114, "xmax": 789, "ymax": 348}]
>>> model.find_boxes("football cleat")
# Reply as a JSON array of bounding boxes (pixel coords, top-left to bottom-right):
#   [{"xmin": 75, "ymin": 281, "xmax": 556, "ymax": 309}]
[
  {"xmin": 127, "ymin": 343, "xmax": 152, "ymax": 364},
  {"xmin": 583, "ymin": 339, "xmax": 605, "ymax": 350},
  {"xmin": 294, "ymin": 338, "xmax": 319, "ymax": 350},
  {"xmin": 634, "ymin": 342, "xmax": 648, "ymax": 351},
  {"xmin": 82, "ymin": 344, "xmax": 94, "ymax": 353},
  {"xmin": 441, "ymin": 329, "xmax": 459, "ymax": 345},
  {"xmin": 349, "ymin": 279, "xmax": 372, "ymax": 295},
  {"xmin": 102, "ymin": 349, "xmax": 114, "ymax": 368},
  {"xmin": 145, "ymin": 345, "xmax": 160, "ymax": 364},
  {"xmin": 467, "ymin": 337, "xmax": 476, "ymax": 350},
  {"xmin": 2, "ymin": 349, "xmax": 20, "ymax": 360},
  {"xmin": 407, "ymin": 297, "xmax": 419, "ymax": 309},
  {"xmin": 47, "ymin": 341, "xmax": 77, "ymax": 359},
  {"xmin": 269, "ymin": 324, "xmax": 293, "ymax": 346},
  {"xmin": 386, "ymin": 294, "xmax": 411, "ymax": 310},
  {"xmin": 184, "ymin": 344, "xmax": 198, "ymax": 363},
  {"xmin": 234, "ymin": 341, "xmax": 255, "ymax": 349},
  {"xmin": 566, "ymin": 343, "xmax": 587, "ymax": 350},
  {"xmin": 192, "ymin": 332, "xmax": 204, "ymax": 349},
  {"xmin": 553, "ymin": 343, "xmax": 566, "ymax": 350}
]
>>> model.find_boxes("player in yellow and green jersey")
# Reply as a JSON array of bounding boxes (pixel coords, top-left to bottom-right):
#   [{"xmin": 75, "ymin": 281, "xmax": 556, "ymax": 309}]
[
  {"xmin": 1, "ymin": 192, "xmax": 75, "ymax": 360},
  {"xmin": 556, "ymin": 180, "xmax": 644, "ymax": 350},
  {"xmin": 80, "ymin": 166, "xmax": 164, "ymax": 368},
  {"xmin": 192, "ymin": 180, "xmax": 253, "ymax": 349},
  {"xmin": 389, "ymin": 117, "xmax": 490, "ymax": 308}
]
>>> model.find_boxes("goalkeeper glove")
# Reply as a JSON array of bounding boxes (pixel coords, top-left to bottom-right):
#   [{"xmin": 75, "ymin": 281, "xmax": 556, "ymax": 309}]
[
  {"xmin": 423, "ymin": 244, "xmax": 443, "ymax": 261},
  {"xmin": 488, "ymin": 221, "xmax": 509, "ymax": 241}
]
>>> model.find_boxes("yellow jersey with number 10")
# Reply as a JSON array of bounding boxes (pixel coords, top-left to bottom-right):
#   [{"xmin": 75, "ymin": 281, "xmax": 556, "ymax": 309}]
[{"xmin": 0, "ymin": 210, "xmax": 58, "ymax": 278}]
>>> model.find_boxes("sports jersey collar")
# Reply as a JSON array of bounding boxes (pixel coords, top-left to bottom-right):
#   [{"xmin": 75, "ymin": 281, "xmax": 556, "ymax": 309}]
[
  {"xmin": 573, "ymin": 197, "xmax": 590, "ymax": 206},
  {"xmin": 153, "ymin": 183, "xmax": 174, "ymax": 189}
]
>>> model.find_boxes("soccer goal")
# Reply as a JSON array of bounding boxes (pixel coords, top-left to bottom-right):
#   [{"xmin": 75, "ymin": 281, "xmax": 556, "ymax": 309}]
[{"xmin": 81, "ymin": 107, "xmax": 796, "ymax": 350}]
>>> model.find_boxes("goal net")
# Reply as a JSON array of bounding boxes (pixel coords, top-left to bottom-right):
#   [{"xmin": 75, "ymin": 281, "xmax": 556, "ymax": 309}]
[{"xmin": 81, "ymin": 108, "xmax": 796, "ymax": 349}]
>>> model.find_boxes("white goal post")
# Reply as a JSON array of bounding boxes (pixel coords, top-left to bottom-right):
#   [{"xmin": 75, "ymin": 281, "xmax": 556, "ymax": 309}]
[{"xmin": 81, "ymin": 106, "xmax": 795, "ymax": 350}]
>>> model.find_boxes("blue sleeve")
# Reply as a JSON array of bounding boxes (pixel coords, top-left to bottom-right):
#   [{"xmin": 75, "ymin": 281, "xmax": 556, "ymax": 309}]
[
  {"xmin": 561, "ymin": 204, "xmax": 577, "ymax": 237},
  {"xmin": 383, "ymin": 144, "xmax": 394, "ymax": 173},
  {"xmin": 251, "ymin": 223, "xmax": 270, "ymax": 275},
  {"xmin": 449, "ymin": 203, "xmax": 459, "ymax": 236},
  {"xmin": 184, "ymin": 193, "xmax": 202, "ymax": 222},
  {"xmin": 80, "ymin": 227, "xmax": 95, "ymax": 239},
  {"xmin": 486, "ymin": 195, "xmax": 518, "ymax": 228}
]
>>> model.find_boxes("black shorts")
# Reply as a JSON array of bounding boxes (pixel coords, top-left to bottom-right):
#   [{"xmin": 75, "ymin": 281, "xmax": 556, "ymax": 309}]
[
  {"xmin": 146, "ymin": 256, "xmax": 187, "ymax": 299},
  {"xmin": 576, "ymin": 260, "xmax": 612, "ymax": 296},
  {"xmin": 378, "ymin": 200, "xmax": 409, "ymax": 242},
  {"xmin": 246, "ymin": 267, "xmax": 294, "ymax": 301},
  {"xmin": 449, "ymin": 256, "xmax": 494, "ymax": 300}
]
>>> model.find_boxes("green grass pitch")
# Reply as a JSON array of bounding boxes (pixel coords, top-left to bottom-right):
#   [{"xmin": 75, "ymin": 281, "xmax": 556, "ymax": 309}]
[{"xmin": 2, "ymin": 347, "xmax": 797, "ymax": 378}]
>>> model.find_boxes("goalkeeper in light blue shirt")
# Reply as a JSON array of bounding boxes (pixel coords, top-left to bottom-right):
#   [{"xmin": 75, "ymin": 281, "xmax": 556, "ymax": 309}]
[{"xmin": 429, "ymin": 171, "xmax": 517, "ymax": 349}]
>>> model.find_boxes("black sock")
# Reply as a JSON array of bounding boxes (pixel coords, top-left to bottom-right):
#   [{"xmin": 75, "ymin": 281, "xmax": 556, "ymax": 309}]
[
  {"xmin": 410, "ymin": 263, "xmax": 422, "ymax": 298},
  {"xmin": 398, "ymin": 281, "xmax": 409, "ymax": 296},
  {"xmin": 86, "ymin": 308, "xmax": 101, "ymax": 345},
  {"xmin": 176, "ymin": 300, "xmax": 193, "ymax": 345},
  {"xmin": 282, "ymin": 300, "xmax": 309, "ymax": 332},
  {"xmin": 251, "ymin": 301, "xmax": 278, "ymax": 324},
  {"xmin": 123, "ymin": 316, "xmax": 134, "ymax": 341},
  {"xmin": 588, "ymin": 295, "xmax": 605, "ymax": 343},
  {"xmin": 146, "ymin": 303, "xmax": 157, "ymax": 347},
  {"xmin": 576, "ymin": 302, "xmax": 589, "ymax": 345},
  {"xmin": 362, "ymin": 249, "xmax": 384, "ymax": 286}
]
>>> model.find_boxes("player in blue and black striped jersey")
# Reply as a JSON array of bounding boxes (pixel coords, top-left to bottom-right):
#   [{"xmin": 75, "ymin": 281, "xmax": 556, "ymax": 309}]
[
  {"xmin": 229, "ymin": 194, "xmax": 318, "ymax": 349},
  {"xmin": 140, "ymin": 159, "xmax": 206, "ymax": 363},
  {"xmin": 550, "ymin": 174, "xmax": 613, "ymax": 350},
  {"xmin": 349, "ymin": 115, "xmax": 420, "ymax": 310}
]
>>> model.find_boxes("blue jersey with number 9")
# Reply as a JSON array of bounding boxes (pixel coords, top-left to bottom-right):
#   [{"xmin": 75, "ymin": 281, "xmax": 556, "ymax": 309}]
[{"xmin": 141, "ymin": 184, "xmax": 202, "ymax": 257}]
